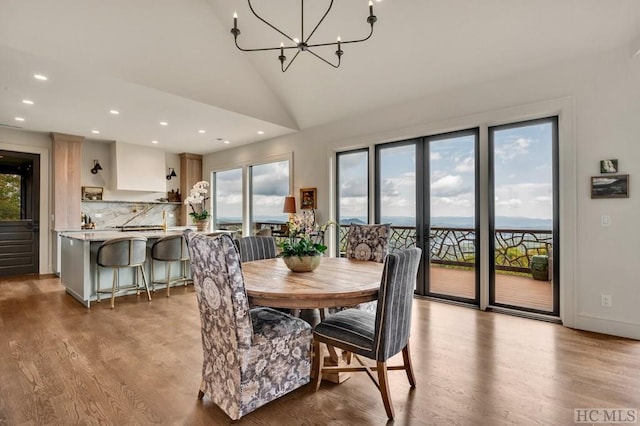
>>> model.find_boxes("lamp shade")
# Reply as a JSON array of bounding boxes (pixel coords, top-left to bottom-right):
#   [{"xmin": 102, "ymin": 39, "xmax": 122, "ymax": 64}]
[{"xmin": 283, "ymin": 196, "xmax": 297, "ymax": 214}]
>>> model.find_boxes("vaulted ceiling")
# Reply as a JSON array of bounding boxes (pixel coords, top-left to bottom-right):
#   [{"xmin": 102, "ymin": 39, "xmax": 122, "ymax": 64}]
[{"xmin": 1, "ymin": 0, "xmax": 639, "ymax": 153}]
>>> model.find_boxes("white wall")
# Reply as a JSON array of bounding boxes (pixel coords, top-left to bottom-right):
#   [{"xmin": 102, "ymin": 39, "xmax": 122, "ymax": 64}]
[
  {"xmin": 204, "ymin": 44, "xmax": 640, "ymax": 340},
  {"xmin": 82, "ymin": 140, "xmax": 180, "ymax": 202}
]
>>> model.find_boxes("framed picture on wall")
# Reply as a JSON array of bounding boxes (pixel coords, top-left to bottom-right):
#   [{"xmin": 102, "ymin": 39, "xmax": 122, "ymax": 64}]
[
  {"xmin": 600, "ymin": 159, "xmax": 618, "ymax": 174},
  {"xmin": 591, "ymin": 175, "xmax": 629, "ymax": 199},
  {"xmin": 82, "ymin": 186, "xmax": 103, "ymax": 201},
  {"xmin": 300, "ymin": 187, "xmax": 317, "ymax": 209}
]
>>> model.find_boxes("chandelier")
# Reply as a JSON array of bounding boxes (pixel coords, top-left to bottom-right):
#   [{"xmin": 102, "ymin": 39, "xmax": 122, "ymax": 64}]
[{"xmin": 231, "ymin": 1, "xmax": 378, "ymax": 72}]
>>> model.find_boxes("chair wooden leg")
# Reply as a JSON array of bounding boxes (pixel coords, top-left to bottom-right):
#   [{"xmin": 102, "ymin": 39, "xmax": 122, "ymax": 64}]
[
  {"xmin": 312, "ymin": 340, "xmax": 323, "ymax": 391},
  {"xmin": 402, "ymin": 343, "xmax": 416, "ymax": 387},
  {"xmin": 376, "ymin": 361, "xmax": 394, "ymax": 420}
]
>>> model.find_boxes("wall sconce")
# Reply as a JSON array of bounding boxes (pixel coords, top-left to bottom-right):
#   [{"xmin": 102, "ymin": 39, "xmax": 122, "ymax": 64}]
[
  {"xmin": 166, "ymin": 167, "xmax": 177, "ymax": 180},
  {"xmin": 90, "ymin": 159, "xmax": 103, "ymax": 174}
]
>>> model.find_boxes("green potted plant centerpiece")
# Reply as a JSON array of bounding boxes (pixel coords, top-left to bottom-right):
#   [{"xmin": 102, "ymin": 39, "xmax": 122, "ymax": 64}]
[{"xmin": 278, "ymin": 210, "xmax": 333, "ymax": 272}]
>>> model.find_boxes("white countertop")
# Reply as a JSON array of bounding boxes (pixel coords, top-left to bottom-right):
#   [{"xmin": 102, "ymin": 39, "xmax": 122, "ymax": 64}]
[{"xmin": 60, "ymin": 229, "xmax": 198, "ymax": 241}]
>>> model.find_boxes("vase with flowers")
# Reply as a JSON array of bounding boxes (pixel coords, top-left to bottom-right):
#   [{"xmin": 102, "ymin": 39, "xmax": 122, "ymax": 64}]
[
  {"xmin": 184, "ymin": 181, "xmax": 211, "ymax": 231},
  {"xmin": 278, "ymin": 210, "xmax": 334, "ymax": 272}
]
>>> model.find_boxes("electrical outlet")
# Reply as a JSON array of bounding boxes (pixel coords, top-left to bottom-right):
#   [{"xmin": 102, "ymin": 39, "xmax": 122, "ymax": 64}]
[
  {"xmin": 169, "ymin": 213, "xmax": 174, "ymax": 218},
  {"xmin": 601, "ymin": 294, "xmax": 612, "ymax": 308},
  {"xmin": 601, "ymin": 215, "xmax": 611, "ymax": 226},
  {"xmin": 94, "ymin": 213, "xmax": 102, "ymax": 218}
]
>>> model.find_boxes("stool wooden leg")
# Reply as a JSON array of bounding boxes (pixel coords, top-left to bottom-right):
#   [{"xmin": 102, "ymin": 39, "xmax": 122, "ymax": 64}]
[
  {"xmin": 110, "ymin": 269, "xmax": 117, "ymax": 309},
  {"xmin": 139, "ymin": 265, "xmax": 151, "ymax": 301},
  {"xmin": 151, "ymin": 259, "xmax": 157, "ymax": 293},
  {"xmin": 166, "ymin": 262, "xmax": 172, "ymax": 297}
]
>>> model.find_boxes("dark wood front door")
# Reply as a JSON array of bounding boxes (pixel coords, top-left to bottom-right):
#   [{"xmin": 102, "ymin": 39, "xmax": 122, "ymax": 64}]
[{"xmin": 0, "ymin": 150, "xmax": 40, "ymax": 276}]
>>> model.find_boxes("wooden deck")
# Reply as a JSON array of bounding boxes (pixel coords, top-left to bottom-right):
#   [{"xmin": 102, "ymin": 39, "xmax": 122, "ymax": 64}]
[{"xmin": 430, "ymin": 265, "xmax": 553, "ymax": 312}]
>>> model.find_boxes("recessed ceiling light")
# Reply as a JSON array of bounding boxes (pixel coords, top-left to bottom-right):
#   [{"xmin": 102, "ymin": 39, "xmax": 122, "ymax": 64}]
[
  {"xmin": 160, "ymin": 121, "xmax": 168, "ymax": 126},
  {"xmin": 15, "ymin": 117, "xmax": 25, "ymax": 122},
  {"xmin": 257, "ymin": 130, "xmax": 264, "ymax": 135},
  {"xmin": 22, "ymin": 99, "xmax": 34, "ymax": 105},
  {"xmin": 109, "ymin": 110, "xmax": 120, "ymax": 115},
  {"xmin": 91, "ymin": 130, "xmax": 100, "ymax": 134},
  {"xmin": 33, "ymin": 74, "xmax": 48, "ymax": 81},
  {"xmin": 152, "ymin": 140, "xmax": 159, "ymax": 144},
  {"xmin": 223, "ymin": 140, "xmax": 230, "ymax": 144},
  {"xmin": 199, "ymin": 130, "xmax": 206, "ymax": 134}
]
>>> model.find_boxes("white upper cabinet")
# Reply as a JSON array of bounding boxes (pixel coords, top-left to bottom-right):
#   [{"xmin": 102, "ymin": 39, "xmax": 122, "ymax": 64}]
[{"xmin": 111, "ymin": 142, "xmax": 166, "ymax": 192}]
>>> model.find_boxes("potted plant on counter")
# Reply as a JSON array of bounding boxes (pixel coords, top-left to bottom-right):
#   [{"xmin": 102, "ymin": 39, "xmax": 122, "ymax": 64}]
[{"xmin": 184, "ymin": 181, "xmax": 211, "ymax": 231}]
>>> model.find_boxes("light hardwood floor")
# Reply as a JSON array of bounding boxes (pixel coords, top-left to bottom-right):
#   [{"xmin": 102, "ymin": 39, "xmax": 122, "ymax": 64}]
[{"xmin": 0, "ymin": 275, "xmax": 638, "ymax": 425}]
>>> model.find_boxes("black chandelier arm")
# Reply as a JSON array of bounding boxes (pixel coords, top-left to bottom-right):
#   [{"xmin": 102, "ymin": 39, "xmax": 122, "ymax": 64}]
[
  {"xmin": 247, "ymin": 0, "xmax": 296, "ymax": 44},
  {"xmin": 234, "ymin": 38, "xmax": 289, "ymax": 52},
  {"xmin": 306, "ymin": 22, "xmax": 375, "ymax": 49},
  {"xmin": 306, "ymin": 48, "xmax": 341, "ymax": 69},
  {"xmin": 303, "ymin": 0, "xmax": 334, "ymax": 44},
  {"xmin": 281, "ymin": 50, "xmax": 303, "ymax": 73}
]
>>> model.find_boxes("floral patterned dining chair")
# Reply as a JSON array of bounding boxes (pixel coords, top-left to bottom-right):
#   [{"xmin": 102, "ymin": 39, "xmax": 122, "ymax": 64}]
[
  {"xmin": 184, "ymin": 230, "xmax": 312, "ymax": 421},
  {"xmin": 329, "ymin": 223, "xmax": 392, "ymax": 315}
]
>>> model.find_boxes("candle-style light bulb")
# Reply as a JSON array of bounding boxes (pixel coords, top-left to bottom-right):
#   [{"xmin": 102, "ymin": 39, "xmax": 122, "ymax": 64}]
[
  {"xmin": 233, "ymin": 12, "xmax": 238, "ymax": 29},
  {"xmin": 337, "ymin": 36, "xmax": 341, "ymax": 48},
  {"xmin": 369, "ymin": 0, "xmax": 374, "ymax": 16}
]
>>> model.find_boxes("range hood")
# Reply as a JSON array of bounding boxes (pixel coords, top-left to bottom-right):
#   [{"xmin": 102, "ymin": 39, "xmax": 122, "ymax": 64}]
[{"xmin": 110, "ymin": 142, "xmax": 166, "ymax": 192}]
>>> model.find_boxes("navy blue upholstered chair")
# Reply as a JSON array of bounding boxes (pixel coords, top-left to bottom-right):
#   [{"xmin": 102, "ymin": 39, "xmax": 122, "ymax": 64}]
[
  {"xmin": 236, "ymin": 236, "xmax": 277, "ymax": 262},
  {"xmin": 312, "ymin": 247, "xmax": 422, "ymax": 420}
]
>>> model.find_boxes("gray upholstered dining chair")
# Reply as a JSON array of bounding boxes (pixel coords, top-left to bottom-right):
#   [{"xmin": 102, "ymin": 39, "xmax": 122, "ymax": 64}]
[
  {"xmin": 96, "ymin": 236, "xmax": 151, "ymax": 309},
  {"xmin": 150, "ymin": 234, "xmax": 191, "ymax": 296},
  {"xmin": 184, "ymin": 230, "xmax": 312, "ymax": 421},
  {"xmin": 312, "ymin": 247, "xmax": 422, "ymax": 420},
  {"xmin": 236, "ymin": 235, "xmax": 277, "ymax": 262}
]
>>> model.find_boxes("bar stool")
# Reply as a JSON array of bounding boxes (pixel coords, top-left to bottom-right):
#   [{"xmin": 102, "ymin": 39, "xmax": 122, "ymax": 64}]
[
  {"xmin": 151, "ymin": 234, "xmax": 191, "ymax": 296},
  {"xmin": 96, "ymin": 236, "xmax": 151, "ymax": 309}
]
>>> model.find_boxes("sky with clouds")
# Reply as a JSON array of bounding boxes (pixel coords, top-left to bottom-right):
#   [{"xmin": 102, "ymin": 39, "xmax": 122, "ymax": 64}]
[
  {"xmin": 214, "ymin": 160, "xmax": 290, "ymax": 222},
  {"xmin": 339, "ymin": 121, "xmax": 553, "ymax": 224},
  {"xmin": 214, "ymin": 122, "xmax": 553, "ymax": 226}
]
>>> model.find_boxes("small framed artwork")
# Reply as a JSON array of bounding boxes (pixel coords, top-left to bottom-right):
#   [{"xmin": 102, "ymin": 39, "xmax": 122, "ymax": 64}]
[
  {"xmin": 591, "ymin": 175, "xmax": 629, "ymax": 199},
  {"xmin": 600, "ymin": 159, "xmax": 618, "ymax": 174},
  {"xmin": 300, "ymin": 187, "xmax": 317, "ymax": 209},
  {"xmin": 82, "ymin": 186, "xmax": 103, "ymax": 201}
]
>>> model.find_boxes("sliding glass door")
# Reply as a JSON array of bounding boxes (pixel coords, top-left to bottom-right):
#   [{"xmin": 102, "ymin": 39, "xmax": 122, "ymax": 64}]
[
  {"xmin": 424, "ymin": 130, "xmax": 479, "ymax": 304},
  {"xmin": 489, "ymin": 117, "xmax": 559, "ymax": 315}
]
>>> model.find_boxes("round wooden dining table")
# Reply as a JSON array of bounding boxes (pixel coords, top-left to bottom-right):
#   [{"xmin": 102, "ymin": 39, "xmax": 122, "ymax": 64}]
[{"xmin": 242, "ymin": 257, "xmax": 384, "ymax": 309}]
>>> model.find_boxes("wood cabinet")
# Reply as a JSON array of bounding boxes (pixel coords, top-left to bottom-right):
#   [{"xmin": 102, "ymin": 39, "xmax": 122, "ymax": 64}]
[{"xmin": 50, "ymin": 132, "xmax": 84, "ymax": 230}]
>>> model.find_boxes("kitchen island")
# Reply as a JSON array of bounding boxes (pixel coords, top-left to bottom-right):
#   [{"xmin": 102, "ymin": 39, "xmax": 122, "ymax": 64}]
[{"xmin": 60, "ymin": 229, "xmax": 198, "ymax": 308}]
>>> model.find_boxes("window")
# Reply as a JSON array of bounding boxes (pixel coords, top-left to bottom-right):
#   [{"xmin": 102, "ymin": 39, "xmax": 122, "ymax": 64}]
[
  {"xmin": 336, "ymin": 149, "xmax": 369, "ymax": 255},
  {"xmin": 250, "ymin": 160, "xmax": 290, "ymax": 235},
  {"xmin": 213, "ymin": 168, "xmax": 242, "ymax": 232},
  {"xmin": 0, "ymin": 173, "xmax": 22, "ymax": 221}
]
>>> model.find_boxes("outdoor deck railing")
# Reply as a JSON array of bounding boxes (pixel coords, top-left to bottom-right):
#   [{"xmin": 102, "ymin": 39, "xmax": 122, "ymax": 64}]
[
  {"xmin": 214, "ymin": 221, "xmax": 552, "ymax": 274},
  {"xmin": 338, "ymin": 224, "xmax": 552, "ymax": 274}
]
